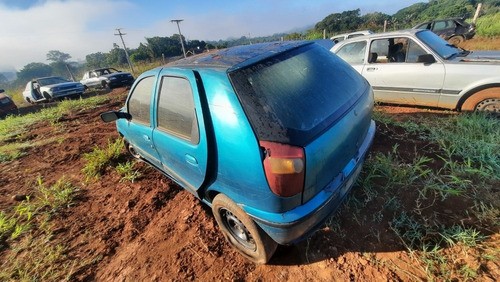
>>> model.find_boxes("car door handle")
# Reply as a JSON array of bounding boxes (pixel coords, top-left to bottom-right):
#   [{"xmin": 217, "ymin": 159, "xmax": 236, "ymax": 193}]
[
  {"xmin": 366, "ymin": 67, "xmax": 378, "ymax": 71},
  {"xmin": 185, "ymin": 154, "xmax": 198, "ymax": 166},
  {"xmin": 143, "ymin": 135, "xmax": 151, "ymax": 142}
]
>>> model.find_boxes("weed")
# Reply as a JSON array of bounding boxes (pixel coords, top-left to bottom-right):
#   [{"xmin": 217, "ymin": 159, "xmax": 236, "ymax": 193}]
[
  {"xmin": 116, "ymin": 161, "xmax": 142, "ymax": 183},
  {"xmin": 440, "ymin": 225, "xmax": 485, "ymax": 247},
  {"xmin": 82, "ymin": 138, "xmax": 125, "ymax": 180},
  {"xmin": 36, "ymin": 176, "xmax": 77, "ymax": 213}
]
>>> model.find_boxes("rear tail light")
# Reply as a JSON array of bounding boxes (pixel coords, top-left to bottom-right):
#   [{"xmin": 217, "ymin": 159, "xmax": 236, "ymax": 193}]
[{"xmin": 260, "ymin": 141, "xmax": 305, "ymax": 197}]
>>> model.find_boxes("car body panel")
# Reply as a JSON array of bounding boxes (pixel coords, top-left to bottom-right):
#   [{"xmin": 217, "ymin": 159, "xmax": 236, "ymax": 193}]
[
  {"xmin": 331, "ymin": 29, "xmax": 500, "ymax": 110},
  {"xmin": 112, "ymin": 41, "xmax": 376, "ymax": 246}
]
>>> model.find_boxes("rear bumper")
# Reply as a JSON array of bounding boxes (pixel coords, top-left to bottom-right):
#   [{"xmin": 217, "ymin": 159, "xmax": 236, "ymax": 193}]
[{"xmin": 243, "ymin": 120, "xmax": 376, "ymax": 245}]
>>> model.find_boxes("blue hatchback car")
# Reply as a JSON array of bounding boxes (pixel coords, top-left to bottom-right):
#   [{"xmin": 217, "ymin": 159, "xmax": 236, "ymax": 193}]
[{"xmin": 101, "ymin": 41, "xmax": 376, "ymax": 263}]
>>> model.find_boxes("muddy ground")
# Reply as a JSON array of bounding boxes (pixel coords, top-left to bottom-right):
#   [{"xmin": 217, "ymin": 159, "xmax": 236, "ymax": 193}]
[{"xmin": 0, "ymin": 88, "xmax": 498, "ymax": 281}]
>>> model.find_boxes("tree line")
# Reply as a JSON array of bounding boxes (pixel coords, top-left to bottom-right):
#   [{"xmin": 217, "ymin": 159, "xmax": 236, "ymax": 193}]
[{"xmin": 1, "ymin": 0, "xmax": 498, "ymax": 90}]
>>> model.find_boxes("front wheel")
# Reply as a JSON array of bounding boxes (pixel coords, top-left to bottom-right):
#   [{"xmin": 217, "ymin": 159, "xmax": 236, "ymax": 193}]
[
  {"xmin": 448, "ymin": 35, "xmax": 464, "ymax": 46},
  {"xmin": 212, "ymin": 194, "xmax": 277, "ymax": 264}
]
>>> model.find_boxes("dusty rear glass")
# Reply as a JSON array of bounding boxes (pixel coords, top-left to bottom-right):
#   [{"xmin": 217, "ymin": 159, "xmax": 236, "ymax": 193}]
[{"xmin": 229, "ymin": 43, "xmax": 368, "ymax": 146}]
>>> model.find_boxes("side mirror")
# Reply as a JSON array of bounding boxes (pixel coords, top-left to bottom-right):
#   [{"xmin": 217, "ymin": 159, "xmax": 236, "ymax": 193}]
[
  {"xmin": 100, "ymin": 111, "xmax": 131, "ymax": 122},
  {"xmin": 417, "ymin": 54, "xmax": 436, "ymax": 64}
]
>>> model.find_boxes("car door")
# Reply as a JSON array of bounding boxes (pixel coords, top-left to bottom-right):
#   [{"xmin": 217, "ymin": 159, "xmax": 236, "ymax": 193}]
[
  {"xmin": 333, "ymin": 40, "xmax": 367, "ymax": 73},
  {"xmin": 151, "ymin": 69, "xmax": 208, "ymax": 193},
  {"xmin": 361, "ymin": 36, "xmax": 445, "ymax": 107},
  {"xmin": 123, "ymin": 75, "xmax": 162, "ymax": 168}
]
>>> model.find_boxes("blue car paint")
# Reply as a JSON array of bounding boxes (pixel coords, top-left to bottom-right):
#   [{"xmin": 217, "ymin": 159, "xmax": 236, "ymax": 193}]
[{"xmin": 114, "ymin": 41, "xmax": 376, "ymax": 247}]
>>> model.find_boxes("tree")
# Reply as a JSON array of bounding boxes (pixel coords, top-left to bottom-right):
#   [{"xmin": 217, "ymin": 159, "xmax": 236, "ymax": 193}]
[
  {"xmin": 85, "ymin": 52, "xmax": 108, "ymax": 69},
  {"xmin": 107, "ymin": 43, "xmax": 128, "ymax": 66},
  {"xmin": 16, "ymin": 62, "xmax": 52, "ymax": 82},
  {"xmin": 46, "ymin": 50, "xmax": 71, "ymax": 63},
  {"xmin": 315, "ymin": 9, "xmax": 363, "ymax": 34}
]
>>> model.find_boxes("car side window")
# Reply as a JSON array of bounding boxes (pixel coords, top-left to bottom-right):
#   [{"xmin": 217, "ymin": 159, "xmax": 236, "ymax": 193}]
[
  {"xmin": 157, "ymin": 76, "xmax": 199, "ymax": 144},
  {"xmin": 336, "ymin": 41, "xmax": 367, "ymax": 64},
  {"xmin": 406, "ymin": 39, "xmax": 428, "ymax": 63},
  {"xmin": 433, "ymin": 21, "xmax": 449, "ymax": 31},
  {"xmin": 127, "ymin": 76, "xmax": 154, "ymax": 125},
  {"xmin": 369, "ymin": 37, "xmax": 408, "ymax": 63}
]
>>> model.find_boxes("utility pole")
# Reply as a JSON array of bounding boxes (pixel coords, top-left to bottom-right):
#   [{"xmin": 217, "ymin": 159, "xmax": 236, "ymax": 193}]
[
  {"xmin": 171, "ymin": 19, "xmax": 187, "ymax": 58},
  {"xmin": 114, "ymin": 28, "xmax": 135, "ymax": 75}
]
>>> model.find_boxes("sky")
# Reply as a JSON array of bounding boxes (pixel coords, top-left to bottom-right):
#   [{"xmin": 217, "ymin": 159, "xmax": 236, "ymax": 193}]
[{"xmin": 0, "ymin": 0, "xmax": 425, "ymax": 71}]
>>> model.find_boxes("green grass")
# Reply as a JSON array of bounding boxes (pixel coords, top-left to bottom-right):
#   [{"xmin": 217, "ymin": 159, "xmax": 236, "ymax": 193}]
[
  {"xmin": 0, "ymin": 95, "xmax": 111, "ymax": 163},
  {"xmin": 0, "ymin": 177, "xmax": 80, "ymax": 281},
  {"xmin": 116, "ymin": 161, "xmax": 142, "ymax": 183},
  {"xmin": 476, "ymin": 12, "xmax": 500, "ymax": 37},
  {"xmin": 82, "ymin": 138, "xmax": 125, "ymax": 180},
  {"xmin": 340, "ymin": 109, "xmax": 500, "ymax": 280}
]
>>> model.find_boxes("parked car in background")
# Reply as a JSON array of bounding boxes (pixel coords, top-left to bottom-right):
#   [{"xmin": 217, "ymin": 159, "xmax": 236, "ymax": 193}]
[
  {"xmin": 413, "ymin": 17, "xmax": 475, "ymax": 45},
  {"xmin": 0, "ymin": 89, "xmax": 18, "ymax": 118},
  {"xmin": 331, "ymin": 30, "xmax": 373, "ymax": 43},
  {"xmin": 22, "ymin": 76, "xmax": 85, "ymax": 104},
  {"xmin": 80, "ymin": 67, "xmax": 134, "ymax": 90},
  {"xmin": 101, "ymin": 41, "xmax": 376, "ymax": 263},
  {"xmin": 331, "ymin": 29, "xmax": 500, "ymax": 113}
]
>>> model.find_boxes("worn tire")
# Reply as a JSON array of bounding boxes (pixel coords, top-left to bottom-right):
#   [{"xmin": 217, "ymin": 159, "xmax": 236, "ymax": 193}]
[
  {"xmin": 461, "ymin": 87, "xmax": 500, "ymax": 114},
  {"xmin": 448, "ymin": 35, "xmax": 464, "ymax": 46},
  {"xmin": 212, "ymin": 194, "xmax": 277, "ymax": 264}
]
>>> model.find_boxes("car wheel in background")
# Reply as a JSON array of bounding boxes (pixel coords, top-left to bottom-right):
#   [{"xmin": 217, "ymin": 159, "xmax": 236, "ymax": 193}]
[
  {"xmin": 448, "ymin": 35, "xmax": 464, "ymax": 46},
  {"xmin": 212, "ymin": 194, "xmax": 277, "ymax": 264},
  {"xmin": 461, "ymin": 87, "xmax": 500, "ymax": 114},
  {"xmin": 43, "ymin": 92, "xmax": 52, "ymax": 100}
]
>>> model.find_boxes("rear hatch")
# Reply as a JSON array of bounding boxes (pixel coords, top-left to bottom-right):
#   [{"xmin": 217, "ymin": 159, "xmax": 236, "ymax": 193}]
[{"xmin": 229, "ymin": 42, "xmax": 373, "ymax": 204}]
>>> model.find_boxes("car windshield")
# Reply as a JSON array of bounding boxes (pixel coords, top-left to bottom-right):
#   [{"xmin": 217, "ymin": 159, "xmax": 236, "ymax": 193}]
[
  {"xmin": 229, "ymin": 43, "xmax": 367, "ymax": 146},
  {"xmin": 37, "ymin": 77, "xmax": 69, "ymax": 86},
  {"xmin": 416, "ymin": 30, "xmax": 459, "ymax": 59},
  {"xmin": 97, "ymin": 68, "xmax": 118, "ymax": 75}
]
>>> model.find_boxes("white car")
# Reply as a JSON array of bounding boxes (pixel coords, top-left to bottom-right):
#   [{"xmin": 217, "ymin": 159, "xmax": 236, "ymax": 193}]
[
  {"xmin": 22, "ymin": 76, "xmax": 85, "ymax": 104},
  {"xmin": 331, "ymin": 29, "xmax": 500, "ymax": 112}
]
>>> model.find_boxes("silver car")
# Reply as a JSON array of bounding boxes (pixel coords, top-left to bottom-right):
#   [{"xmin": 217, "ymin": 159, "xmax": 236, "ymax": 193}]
[
  {"xmin": 331, "ymin": 29, "xmax": 500, "ymax": 112},
  {"xmin": 23, "ymin": 76, "xmax": 85, "ymax": 104}
]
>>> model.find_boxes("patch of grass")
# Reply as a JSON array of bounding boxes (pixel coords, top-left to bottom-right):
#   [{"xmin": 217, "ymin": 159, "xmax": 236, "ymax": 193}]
[
  {"xmin": 116, "ymin": 161, "xmax": 142, "ymax": 183},
  {"xmin": 82, "ymin": 138, "xmax": 125, "ymax": 180},
  {"xmin": 0, "ymin": 177, "xmax": 80, "ymax": 280}
]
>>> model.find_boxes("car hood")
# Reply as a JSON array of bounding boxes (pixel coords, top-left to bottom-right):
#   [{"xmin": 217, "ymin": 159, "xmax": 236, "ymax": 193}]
[
  {"xmin": 40, "ymin": 81, "xmax": 81, "ymax": 89},
  {"xmin": 101, "ymin": 72, "xmax": 130, "ymax": 79},
  {"xmin": 456, "ymin": 50, "xmax": 500, "ymax": 63}
]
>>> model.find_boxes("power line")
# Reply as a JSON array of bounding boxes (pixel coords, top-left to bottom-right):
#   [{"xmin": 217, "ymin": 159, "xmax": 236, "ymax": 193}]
[
  {"xmin": 171, "ymin": 19, "xmax": 187, "ymax": 58},
  {"xmin": 114, "ymin": 28, "xmax": 135, "ymax": 75}
]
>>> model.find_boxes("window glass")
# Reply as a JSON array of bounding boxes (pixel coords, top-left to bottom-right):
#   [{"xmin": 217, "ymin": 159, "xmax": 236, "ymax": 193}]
[
  {"xmin": 407, "ymin": 39, "xmax": 428, "ymax": 63},
  {"xmin": 128, "ymin": 76, "xmax": 154, "ymax": 125},
  {"xmin": 157, "ymin": 76, "xmax": 199, "ymax": 143},
  {"xmin": 336, "ymin": 41, "xmax": 367, "ymax": 64},
  {"xmin": 433, "ymin": 21, "xmax": 449, "ymax": 31},
  {"xmin": 369, "ymin": 37, "xmax": 408, "ymax": 63},
  {"xmin": 230, "ymin": 43, "xmax": 367, "ymax": 146}
]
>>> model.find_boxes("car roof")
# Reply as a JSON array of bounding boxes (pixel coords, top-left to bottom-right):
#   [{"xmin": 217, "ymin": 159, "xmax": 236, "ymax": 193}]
[
  {"xmin": 165, "ymin": 41, "xmax": 313, "ymax": 71},
  {"xmin": 337, "ymin": 29, "xmax": 426, "ymax": 43},
  {"xmin": 330, "ymin": 30, "xmax": 373, "ymax": 39}
]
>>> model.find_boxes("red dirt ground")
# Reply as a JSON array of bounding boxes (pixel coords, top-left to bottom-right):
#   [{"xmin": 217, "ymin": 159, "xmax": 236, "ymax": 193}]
[{"xmin": 0, "ymin": 88, "xmax": 498, "ymax": 281}]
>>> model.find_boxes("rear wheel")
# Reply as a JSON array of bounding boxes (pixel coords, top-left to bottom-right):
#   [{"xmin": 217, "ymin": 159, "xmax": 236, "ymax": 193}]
[
  {"xmin": 461, "ymin": 87, "xmax": 500, "ymax": 114},
  {"xmin": 212, "ymin": 194, "xmax": 277, "ymax": 264},
  {"xmin": 448, "ymin": 35, "xmax": 464, "ymax": 46}
]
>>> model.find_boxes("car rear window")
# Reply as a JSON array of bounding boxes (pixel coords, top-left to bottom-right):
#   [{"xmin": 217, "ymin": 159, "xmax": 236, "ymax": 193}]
[{"xmin": 229, "ymin": 43, "xmax": 368, "ymax": 146}]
